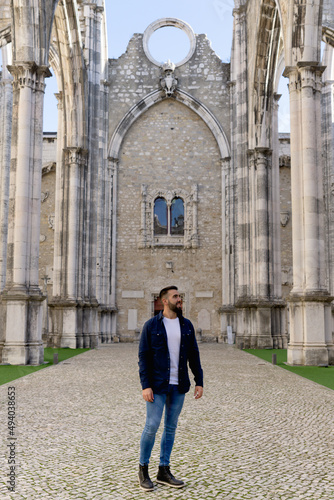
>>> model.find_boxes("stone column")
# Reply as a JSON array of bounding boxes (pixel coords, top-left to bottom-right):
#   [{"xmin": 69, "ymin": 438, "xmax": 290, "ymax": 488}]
[
  {"xmin": 53, "ymin": 92, "xmax": 64, "ymax": 298},
  {"xmin": 284, "ymin": 63, "xmax": 333, "ymax": 365},
  {"xmin": 65, "ymin": 148, "xmax": 88, "ymax": 299},
  {"xmin": 0, "ymin": 45, "xmax": 13, "ymax": 292},
  {"xmin": 233, "ymin": 5, "xmax": 249, "ymax": 302},
  {"xmin": 241, "ymin": 147, "xmax": 275, "ymax": 349},
  {"xmin": 220, "ymin": 157, "xmax": 236, "ymax": 340},
  {"xmin": 110, "ymin": 158, "xmax": 118, "ymax": 310},
  {"xmin": 272, "ymin": 94, "xmax": 282, "ymax": 299},
  {"xmin": 62, "ymin": 148, "xmax": 88, "ymax": 349},
  {"xmin": 232, "ymin": 5, "xmax": 253, "ymax": 348},
  {"xmin": 254, "ymin": 148, "xmax": 271, "ymax": 298},
  {"xmin": 191, "ymin": 184, "xmax": 199, "ymax": 248},
  {"xmin": 2, "ymin": 62, "xmax": 51, "ymax": 365},
  {"xmin": 272, "ymin": 93, "xmax": 287, "ymax": 348},
  {"xmin": 97, "ymin": 79, "xmax": 113, "ymax": 342},
  {"xmin": 321, "ymin": 46, "xmax": 334, "ymax": 347},
  {"xmin": 81, "ymin": 2, "xmax": 104, "ymax": 349},
  {"xmin": 138, "ymin": 184, "xmax": 147, "ymax": 249}
]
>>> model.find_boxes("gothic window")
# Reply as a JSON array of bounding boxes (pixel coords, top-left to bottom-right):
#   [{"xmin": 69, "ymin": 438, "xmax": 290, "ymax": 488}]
[
  {"xmin": 171, "ymin": 197, "xmax": 184, "ymax": 235},
  {"xmin": 154, "ymin": 197, "xmax": 168, "ymax": 235},
  {"xmin": 139, "ymin": 185, "xmax": 199, "ymax": 249}
]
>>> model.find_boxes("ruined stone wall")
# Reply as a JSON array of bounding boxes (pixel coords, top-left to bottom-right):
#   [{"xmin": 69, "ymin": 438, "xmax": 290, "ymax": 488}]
[
  {"xmin": 117, "ymin": 99, "xmax": 222, "ymax": 340},
  {"xmin": 109, "ymin": 33, "xmax": 230, "ymax": 142},
  {"xmin": 109, "ymin": 32, "xmax": 230, "ymax": 340}
]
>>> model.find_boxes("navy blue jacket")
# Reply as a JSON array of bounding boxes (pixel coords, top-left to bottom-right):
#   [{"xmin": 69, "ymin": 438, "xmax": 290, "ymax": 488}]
[{"xmin": 138, "ymin": 311, "xmax": 203, "ymax": 394}]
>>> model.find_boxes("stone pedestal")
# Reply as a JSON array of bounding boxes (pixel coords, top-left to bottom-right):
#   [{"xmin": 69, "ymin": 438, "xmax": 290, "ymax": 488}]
[
  {"xmin": 1, "ymin": 289, "xmax": 44, "ymax": 365},
  {"xmin": 288, "ymin": 294, "xmax": 333, "ymax": 365}
]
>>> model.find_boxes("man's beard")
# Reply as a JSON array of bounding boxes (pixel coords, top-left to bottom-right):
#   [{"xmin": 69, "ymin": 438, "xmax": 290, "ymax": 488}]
[{"xmin": 168, "ymin": 300, "xmax": 183, "ymax": 319}]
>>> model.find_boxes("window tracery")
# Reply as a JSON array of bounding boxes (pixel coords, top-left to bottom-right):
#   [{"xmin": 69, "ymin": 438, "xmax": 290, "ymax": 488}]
[{"xmin": 139, "ymin": 185, "xmax": 199, "ymax": 248}]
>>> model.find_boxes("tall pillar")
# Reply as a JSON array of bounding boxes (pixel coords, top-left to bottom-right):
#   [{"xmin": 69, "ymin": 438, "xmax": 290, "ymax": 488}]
[
  {"xmin": 272, "ymin": 93, "xmax": 287, "ymax": 348},
  {"xmin": 244, "ymin": 147, "xmax": 274, "ymax": 349},
  {"xmin": 49, "ymin": 148, "xmax": 88, "ymax": 349},
  {"xmin": 254, "ymin": 148, "xmax": 271, "ymax": 299},
  {"xmin": 232, "ymin": 5, "xmax": 254, "ymax": 348},
  {"xmin": 0, "ymin": 45, "xmax": 13, "ymax": 292},
  {"xmin": 220, "ymin": 156, "xmax": 236, "ymax": 341},
  {"xmin": 2, "ymin": 62, "xmax": 51, "ymax": 365},
  {"xmin": 233, "ymin": 5, "xmax": 249, "ymax": 302},
  {"xmin": 97, "ymin": 79, "xmax": 114, "ymax": 343},
  {"xmin": 321, "ymin": 46, "xmax": 334, "ymax": 347},
  {"xmin": 284, "ymin": 63, "xmax": 333, "ymax": 365},
  {"xmin": 110, "ymin": 158, "xmax": 118, "ymax": 310},
  {"xmin": 53, "ymin": 92, "xmax": 64, "ymax": 298}
]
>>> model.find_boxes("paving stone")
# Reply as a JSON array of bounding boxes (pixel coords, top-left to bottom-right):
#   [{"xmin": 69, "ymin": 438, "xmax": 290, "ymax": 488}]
[{"xmin": 1, "ymin": 344, "xmax": 334, "ymax": 499}]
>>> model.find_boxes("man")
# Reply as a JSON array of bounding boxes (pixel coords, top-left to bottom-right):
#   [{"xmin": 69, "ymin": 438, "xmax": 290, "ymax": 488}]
[{"xmin": 138, "ymin": 286, "xmax": 203, "ymax": 491}]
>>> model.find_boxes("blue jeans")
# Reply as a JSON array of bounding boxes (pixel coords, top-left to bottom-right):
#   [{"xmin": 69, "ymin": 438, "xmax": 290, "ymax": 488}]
[{"xmin": 140, "ymin": 385, "xmax": 185, "ymax": 466}]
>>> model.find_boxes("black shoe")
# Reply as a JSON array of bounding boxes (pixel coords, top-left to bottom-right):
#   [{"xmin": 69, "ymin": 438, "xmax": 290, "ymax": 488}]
[
  {"xmin": 138, "ymin": 464, "xmax": 154, "ymax": 492},
  {"xmin": 156, "ymin": 465, "xmax": 185, "ymax": 488}
]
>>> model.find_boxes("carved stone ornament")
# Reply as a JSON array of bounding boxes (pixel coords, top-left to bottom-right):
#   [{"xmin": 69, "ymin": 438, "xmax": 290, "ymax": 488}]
[
  {"xmin": 42, "ymin": 162, "xmax": 56, "ymax": 176},
  {"xmin": 48, "ymin": 215, "xmax": 55, "ymax": 230},
  {"xmin": 160, "ymin": 60, "xmax": 178, "ymax": 97},
  {"xmin": 41, "ymin": 191, "xmax": 49, "ymax": 203},
  {"xmin": 138, "ymin": 184, "xmax": 198, "ymax": 249},
  {"xmin": 280, "ymin": 211, "xmax": 290, "ymax": 227}
]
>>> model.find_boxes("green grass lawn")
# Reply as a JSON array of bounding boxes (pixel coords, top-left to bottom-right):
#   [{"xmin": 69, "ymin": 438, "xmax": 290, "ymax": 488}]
[
  {"xmin": 244, "ymin": 349, "xmax": 334, "ymax": 391},
  {"xmin": 0, "ymin": 348, "xmax": 90, "ymax": 386}
]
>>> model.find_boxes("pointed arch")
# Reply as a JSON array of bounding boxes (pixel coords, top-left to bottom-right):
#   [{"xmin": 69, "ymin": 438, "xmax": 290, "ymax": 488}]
[
  {"xmin": 251, "ymin": 0, "xmax": 282, "ymax": 147},
  {"xmin": 51, "ymin": 0, "xmax": 87, "ymax": 146},
  {"xmin": 108, "ymin": 89, "xmax": 230, "ymax": 159}
]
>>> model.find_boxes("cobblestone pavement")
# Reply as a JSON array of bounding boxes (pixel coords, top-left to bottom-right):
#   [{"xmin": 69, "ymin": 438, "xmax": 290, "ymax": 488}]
[{"xmin": 1, "ymin": 343, "xmax": 334, "ymax": 499}]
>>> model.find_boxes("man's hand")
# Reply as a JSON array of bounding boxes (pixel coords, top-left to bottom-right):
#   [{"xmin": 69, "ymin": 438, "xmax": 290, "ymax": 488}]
[
  {"xmin": 142, "ymin": 388, "xmax": 154, "ymax": 402},
  {"xmin": 194, "ymin": 386, "xmax": 203, "ymax": 399}
]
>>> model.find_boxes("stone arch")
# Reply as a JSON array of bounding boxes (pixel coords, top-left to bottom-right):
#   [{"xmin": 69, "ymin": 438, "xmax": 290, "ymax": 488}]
[
  {"xmin": 251, "ymin": 0, "xmax": 282, "ymax": 148},
  {"xmin": 108, "ymin": 90, "xmax": 230, "ymax": 159},
  {"xmin": 51, "ymin": 1, "xmax": 87, "ymax": 146},
  {"xmin": 323, "ymin": 24, "xmax": 334, "ymax": 47}
]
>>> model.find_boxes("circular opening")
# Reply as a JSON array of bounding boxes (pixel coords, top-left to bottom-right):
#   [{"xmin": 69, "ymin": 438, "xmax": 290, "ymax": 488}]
[
  {"xmin": 148, "ymin": 26, "xmax": 191, "ymax": 66},
  {"xmin": 143, "ymin": 19, "xmax": 196, "ymax": 68}
]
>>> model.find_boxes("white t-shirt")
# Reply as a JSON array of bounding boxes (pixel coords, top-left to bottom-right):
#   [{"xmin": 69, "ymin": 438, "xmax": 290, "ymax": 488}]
[{"xmin": 163, "ymin": 316, "xmax": 181, "ymax": 385}]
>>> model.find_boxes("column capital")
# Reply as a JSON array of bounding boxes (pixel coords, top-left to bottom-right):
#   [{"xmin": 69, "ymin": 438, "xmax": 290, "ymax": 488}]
[
  {"xmin": 8, "ymin": 62, "xmax": 52, "ymax": 92},
  {"xmin": 64, "ymin": 147, "xmax": 88, "ymax": 167},
  {"xmin": 55, "ymin": 91, "xmax": 63, "ymax": 108},
  {"xmin": 254, "ymin": 147, "xmax": 272, "ymax": 169},
  {"xmin": 248, "ymin": 148, "xmax": 272, "ymax": 160},
  {"xmin": 254, "ymin": 146, "xmax": 272, "ymax": 155},
  {"xmin": 284, "ymin": 63, "xmax": 324, "ymax": 75},
  {"xmin": 298, "ymin": 64, "xmax": 326, "ymax": 92},
  {"xmin": 108, "ymin": 156, "xmax": 119, "ymax": 165},
  {"xmin": 233, "ymin": 5, "xmax": 247, "ymax": 19}
]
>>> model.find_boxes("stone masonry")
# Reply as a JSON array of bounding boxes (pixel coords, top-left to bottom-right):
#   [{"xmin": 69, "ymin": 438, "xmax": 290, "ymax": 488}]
[
  {"xmin": 108, "ymin": 30, "xmax": 230, "ymax": 342},
  {"xmin": 0, "ymin": 4, "xmax": 333, "ymax": 364},
  {"xmin": 1, "ymin": 344, "xmax": 334, "ymax": 499}
]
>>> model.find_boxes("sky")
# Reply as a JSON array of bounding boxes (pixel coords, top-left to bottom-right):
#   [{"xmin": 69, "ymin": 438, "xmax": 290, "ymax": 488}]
[{"xmin": 28, "ymin": 0, "xmax": 290, "ymax": 132}]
